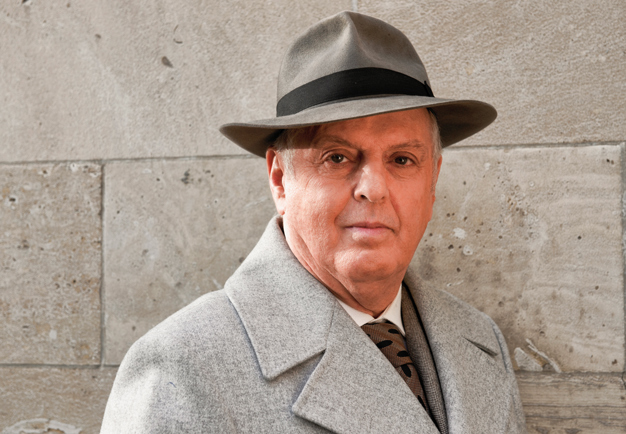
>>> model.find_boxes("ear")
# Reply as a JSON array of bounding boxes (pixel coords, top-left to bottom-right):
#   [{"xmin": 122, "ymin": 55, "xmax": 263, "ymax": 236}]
[
  {"xmin": 433, "ymin": 154, "xmax": 443, "ymax": 197},
  {"xmin": 429, "ymin": 154, "xmax": 443, "ymax": 213},
  {"xmin": 266, "ymin": 148, "xmax": 287, "ymax": 215}
]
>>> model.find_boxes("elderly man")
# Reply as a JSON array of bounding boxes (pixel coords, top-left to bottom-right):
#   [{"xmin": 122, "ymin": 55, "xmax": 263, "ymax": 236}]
[{"xmin": 101, "ymin": 11, "xmax": 525, "ymax": 434}]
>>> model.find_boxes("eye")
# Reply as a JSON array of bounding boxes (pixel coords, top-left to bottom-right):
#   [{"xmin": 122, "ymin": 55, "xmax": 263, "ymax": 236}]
[
  {"xmin": 329, "ymin": 154, "xmax": 345, "ymax": 163},
  {"xmin": 394, "ymin": 156, "xmax": 410, "ymax": 165}
]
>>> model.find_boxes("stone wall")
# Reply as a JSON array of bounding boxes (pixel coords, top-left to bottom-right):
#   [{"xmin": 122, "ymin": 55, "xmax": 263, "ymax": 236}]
[{"xmin": 1, "ymin": 1, "xmax": 624, "ymax": 433}]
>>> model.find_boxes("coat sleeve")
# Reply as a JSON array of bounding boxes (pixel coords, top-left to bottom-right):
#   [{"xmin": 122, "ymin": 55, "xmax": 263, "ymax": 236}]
[{"xmin": 100, "ymin": 334, "xmax": 237, "ymax": 434}]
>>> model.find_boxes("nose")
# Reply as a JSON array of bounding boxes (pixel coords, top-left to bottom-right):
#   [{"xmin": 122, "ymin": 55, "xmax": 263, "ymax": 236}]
[{"xmin": 354, "ymin": 163, "xmax": 389, "ymax": 203}]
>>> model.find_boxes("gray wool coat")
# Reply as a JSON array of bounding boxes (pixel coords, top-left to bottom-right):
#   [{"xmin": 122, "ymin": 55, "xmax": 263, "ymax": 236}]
[{"xmin": 101, "ymin": 217, "xmax": 526, "ymax": 433}]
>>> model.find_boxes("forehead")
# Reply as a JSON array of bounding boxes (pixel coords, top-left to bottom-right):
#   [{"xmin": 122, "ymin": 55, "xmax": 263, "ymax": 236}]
[{"xmin": 310, "ymin": 108, "xmax": 433, "ymax": 150}]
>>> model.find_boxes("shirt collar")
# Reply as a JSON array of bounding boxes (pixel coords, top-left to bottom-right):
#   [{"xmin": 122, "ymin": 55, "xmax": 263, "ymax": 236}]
[{"xmin": 336, "ymin": 285, "xmax": 405, "ymax": 336}]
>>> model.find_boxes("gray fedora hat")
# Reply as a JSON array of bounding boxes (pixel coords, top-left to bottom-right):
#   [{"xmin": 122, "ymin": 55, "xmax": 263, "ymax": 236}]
[{"xmin": 219, "ymin": 11, "xmax": 496, "ymax": 158}]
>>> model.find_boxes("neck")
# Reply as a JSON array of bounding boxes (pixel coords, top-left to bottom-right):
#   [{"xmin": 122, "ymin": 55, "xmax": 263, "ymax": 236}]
[{"xmin": 330, "ymin": 278, "xmax": 401, "ymax": 317}]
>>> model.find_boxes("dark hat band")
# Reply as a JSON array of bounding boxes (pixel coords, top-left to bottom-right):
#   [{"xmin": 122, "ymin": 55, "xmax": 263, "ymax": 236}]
[{"xmin": 276, "ymin": 67, "xmax": 435, "ymax": 117}]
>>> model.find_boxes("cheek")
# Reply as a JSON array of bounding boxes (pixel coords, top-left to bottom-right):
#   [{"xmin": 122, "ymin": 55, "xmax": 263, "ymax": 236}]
[
  {"xmin": 287, "ymin": 182, "xmax": 349, "ymax": 241},
  {"xmin": 298, "ymin": 177, "xmax": 346, "ymax": 213},
  {"xmin": 396, "ymin": 191, "xmax": 435, "ymax": 236}
]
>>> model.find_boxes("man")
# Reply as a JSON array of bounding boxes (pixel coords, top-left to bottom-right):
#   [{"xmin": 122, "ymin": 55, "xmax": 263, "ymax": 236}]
[{"xmin": 101, "ymin": 11, "xmax": 526, "ymax": 433}]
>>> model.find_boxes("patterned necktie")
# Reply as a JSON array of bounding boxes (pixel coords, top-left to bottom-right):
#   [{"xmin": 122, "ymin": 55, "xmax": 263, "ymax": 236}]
[{"xmin": 362, "ymin": 321, "xmax": 430, "ymax": 413}]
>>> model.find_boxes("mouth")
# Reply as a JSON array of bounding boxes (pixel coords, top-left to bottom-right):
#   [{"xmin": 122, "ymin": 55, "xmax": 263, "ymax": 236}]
[
  {"xmin": 344, "ymin": 222, "xmax": 394, "ymax": 239},
  {"xmin": 346, "ymin": 221, "xmax": 391, "ymax": 230}
]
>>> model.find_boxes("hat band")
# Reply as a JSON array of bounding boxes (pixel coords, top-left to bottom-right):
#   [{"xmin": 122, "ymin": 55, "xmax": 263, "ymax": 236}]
[{"xmin": 276, "ymin": 67, "xmax": 434, "ymax": 117}]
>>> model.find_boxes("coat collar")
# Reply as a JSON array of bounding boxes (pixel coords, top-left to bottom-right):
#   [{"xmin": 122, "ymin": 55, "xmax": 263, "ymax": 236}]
[
  {"xmin": 225, "ymin": 217, "xmax": 512, "ymax": 433},
  {"xmin": 224, "ymin": 217, "xmax": 335, "ymax": 380}
]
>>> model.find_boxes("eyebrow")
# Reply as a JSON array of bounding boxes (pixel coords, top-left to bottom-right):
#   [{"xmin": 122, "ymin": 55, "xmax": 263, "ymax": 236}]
[
  {"xmin": 312, "ymin": 135, "xmax": 431, "ymax": 153},
  {"xmin": 311, "ymin": 135, "xmax": 351, "ymax": 148},
  {"xmin": 386, "ymin": 140, "xmax": 431, "ymax": 152}
]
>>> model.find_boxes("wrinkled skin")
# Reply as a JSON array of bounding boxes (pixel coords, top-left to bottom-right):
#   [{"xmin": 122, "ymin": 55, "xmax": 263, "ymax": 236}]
[{"xmin": 267, "ymin": 108, "xmax": 442, "ymax": 316}]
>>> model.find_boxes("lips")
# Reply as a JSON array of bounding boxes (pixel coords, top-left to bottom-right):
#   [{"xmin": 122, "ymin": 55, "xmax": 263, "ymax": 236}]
[
  {"xmin": 346, "ymin": 221, "xmax": 391, "ymax": 230},
  {"xmin": 343, "ymin": 221, "xmax": 396, "ymax": 242}
]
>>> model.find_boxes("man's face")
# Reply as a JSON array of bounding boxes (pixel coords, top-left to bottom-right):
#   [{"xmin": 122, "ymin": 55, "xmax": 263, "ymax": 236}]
[{"xmin": 268, "ymin": 108, "xmax": 442, "ymax": 314}]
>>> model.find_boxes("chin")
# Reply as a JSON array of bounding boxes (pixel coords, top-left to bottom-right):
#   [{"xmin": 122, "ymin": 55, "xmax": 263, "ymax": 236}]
[{"xmin": 341, "ymin": 259, "xmax": 402, "ymax": 283}]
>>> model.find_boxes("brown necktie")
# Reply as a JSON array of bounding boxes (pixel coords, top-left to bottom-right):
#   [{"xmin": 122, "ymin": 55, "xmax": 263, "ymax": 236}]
[{"xmin": 362, "ymin": 321, "xmax": 430, "ymax": 413}]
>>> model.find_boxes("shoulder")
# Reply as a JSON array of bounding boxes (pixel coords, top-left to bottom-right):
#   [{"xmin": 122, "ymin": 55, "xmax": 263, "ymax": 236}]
[
  {"xmin": 418, "ymin": 281, "xmax": 500, "ymax": 336},
  {"xmin": 434, "ymin": 288, "xmax": 508, "ymax": 340},
  {"xmin": 102, "ymin": 290, "xmax": 244, "ymax": 433},
  {"xmin": 431, "ymin": 287, "xmax": 502, "ymax": 333},
  {"xmin": 432, "ymin": 287, "xmax": 511, "ymax": 354},
  {"xmin": 404, "ymin": 270, "xmax": 514, "ymax": 372},
  {"xmin": 122, "ymin": 289, "xmax": 240, "ymax": 370}
]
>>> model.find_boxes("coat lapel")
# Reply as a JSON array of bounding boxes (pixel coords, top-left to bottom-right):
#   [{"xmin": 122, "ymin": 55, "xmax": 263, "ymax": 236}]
[
  {"xmin": 225, "ymin": 218, "xmax": 439, "ymax": 434},
  {"xmin": 224, "ymin": 217, "xmax": 334, "ymax": 380},
  {"xmin": 403, "ymin": 271, "xmax": 513, "ymax": 433},
  {"xmin": 292, "ymin": 302, "xmax": 440, "ymax": 434}
]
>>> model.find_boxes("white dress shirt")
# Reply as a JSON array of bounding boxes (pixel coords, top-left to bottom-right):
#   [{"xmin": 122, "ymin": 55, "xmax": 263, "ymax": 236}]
[{"xmin": 336, "ymin": 285, "xmax": 405, "ymax": 336}]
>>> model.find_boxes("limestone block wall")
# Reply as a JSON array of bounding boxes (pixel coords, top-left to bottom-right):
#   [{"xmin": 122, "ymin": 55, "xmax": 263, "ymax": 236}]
[{"xmin": 1, "ymin": 1, "xmax": 624, "ymax": 433}]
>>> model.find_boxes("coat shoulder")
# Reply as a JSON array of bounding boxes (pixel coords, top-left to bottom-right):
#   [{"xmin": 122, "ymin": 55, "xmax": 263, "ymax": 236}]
[
  {"xmin": 141, "ymin": 290, "xmax": 234, "ymax": 343},
  {"xmin": 101, "ymin": 290, "xmax": 244, "ymax": 433},
  {"xmin": 414, "ymin": 282, "xmax": 517, "ymax": 376},
  {"xmin": 121, "ymin": 289, "xmax": 242, "ymax": 373},
  {"xmin": 431, "ymin": 286, "xmax": 492, "ymax": 323},
  {"xmin": 428, "ymin": 287, "xmax": 505, "ymax": 347}
]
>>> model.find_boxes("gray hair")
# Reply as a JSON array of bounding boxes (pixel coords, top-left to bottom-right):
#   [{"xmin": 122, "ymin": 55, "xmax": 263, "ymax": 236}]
[
  {"xmin": 428, "ymin": 109, "xmax": 443, "ymax": 171},
  {"xmin": 272, "ymin": 110, "xmax": 442, "ymax": 190}
]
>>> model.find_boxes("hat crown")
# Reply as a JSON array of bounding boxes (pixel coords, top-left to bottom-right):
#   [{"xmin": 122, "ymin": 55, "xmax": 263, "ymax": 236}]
[
  {"xmin": 219, "ymin": 11, "xmax": 497, "ymax": 157},
  {"xmin": 277, "ymin": 11, "xmax": 431, "ymax": 101}
]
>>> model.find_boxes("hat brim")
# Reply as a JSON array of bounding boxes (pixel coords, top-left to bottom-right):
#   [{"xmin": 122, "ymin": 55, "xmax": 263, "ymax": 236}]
[{"xmin": 219, "ymin": 95, "xmax": 496, "ymax": 158}]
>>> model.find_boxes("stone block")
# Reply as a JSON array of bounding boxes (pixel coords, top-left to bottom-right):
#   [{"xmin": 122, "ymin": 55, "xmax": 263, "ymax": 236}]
[
  {"xmin": 0, "ymin": 0, "xmax": 351, "ymax": 162},
  {"xmin": 0, "ymin": 163, "xmax": 101, "ymax": 364},
  {"xmin": 413, "ymin": 144, "xmax": 624, "ymax": 372},
  {"xmin": 0, "ymin": 367, "xmax": 116, "ymax": 434},
  {"xmin": 103, "ymin": 157, "xmax": 275, "ymax": 364},
  {"xmin": 517, "ymin": 372, "xmax": 626, "ymax": 433},
  {"xmin": 360, "ymin": 0, "xmax": 626, "ymax": 146}
]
